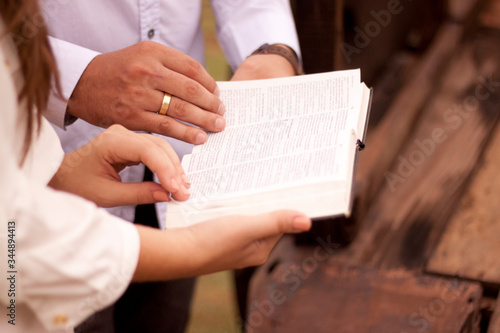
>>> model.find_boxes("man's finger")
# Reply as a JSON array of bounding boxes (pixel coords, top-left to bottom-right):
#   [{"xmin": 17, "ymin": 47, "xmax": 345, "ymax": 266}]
[
  {"xmin": 158, "ymin": 96, "xmax": 225, "ymax": 132},
  {"xmin": 156, "ymin": 45, "xmax": 219, "ymax": 96},
  {"xmin": 119, "ymin": 111, "xmax": 208, "ymax": 144},
  {"xmin": 154, "ymin": 67, "xmax": 222, "ymax": 115}
]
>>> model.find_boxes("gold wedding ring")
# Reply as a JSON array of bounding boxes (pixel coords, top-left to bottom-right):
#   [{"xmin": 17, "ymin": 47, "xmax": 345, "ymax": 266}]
[{"xmin": 158, "ymin": 92, "xmax": 172, "ymax": 115}]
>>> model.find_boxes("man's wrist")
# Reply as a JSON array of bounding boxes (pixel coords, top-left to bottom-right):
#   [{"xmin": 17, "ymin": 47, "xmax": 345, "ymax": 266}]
[{"xmin": 250, "ymin": 43, "xmax": 304, "ymax": 75}]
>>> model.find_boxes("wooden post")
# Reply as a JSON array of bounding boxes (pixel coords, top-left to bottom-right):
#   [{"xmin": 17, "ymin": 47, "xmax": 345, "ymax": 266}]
[
  {"xmin": 290, "ymin": 0, "xmax": 343, "ymax": 74},
  {"xmin": 333, "ymin": 0, "xmax": 345, "ymax": 70}
]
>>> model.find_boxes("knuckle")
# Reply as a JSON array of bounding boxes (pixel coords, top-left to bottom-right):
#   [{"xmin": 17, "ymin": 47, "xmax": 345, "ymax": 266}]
[
  {"xmin": 97, "ymin": 129, "xmax": 118, "ymax": 146},
  {"xmin": 184, "ymin": 59, "xmax": 203, "ymax": 78},
  {"xmin": 136, "ymin": 188, "xmax": 151, "ymax": 205},
  {"xmin": 158, "ymin": 117, "xmax": 194, "ymax": 142},
  {"xmin": 124, "ymin": 84, "xmax": 145, "ymax": 100},
  {"xmin": 98, "ymin": 128, "xmax": 114, "ymax": 140},
  {"xmin": 210, "ymin": 96, "xmax": 221, "ymax": 112},
  {"xmin": 171, "ymin": 99, "xmax": 188, "ymax": 118},
  {"xmin": 158, "ymin": 117, "xmax": 174, "ymax": 134},
  {"xmin": 123, "ymin": 63, "xmax": 155, "ymax": 83},
  {"xmin": 276, "ymin": 215, "xmax": 289, "ymax": 233},
  {"xmin": 124, "ymin": 62, "xmax": 146, "ymax": 79},
  {"xmin": 183, "ymin": 81, "xmax": 201, "ymax": 97},
  {"xmin": 107, "ymin": 124, "xmax": 125, "ymax": 132},
  {"xmin": 115, "ymin": 106, "xmax": 136, "ymax": 124},
  {"xmin": 255, "ymin": 252, "xmax": 270, "ymax": 266},
  {"xmin": 136, "ymin": 40, "xmax": 156, "ymax": 53}
]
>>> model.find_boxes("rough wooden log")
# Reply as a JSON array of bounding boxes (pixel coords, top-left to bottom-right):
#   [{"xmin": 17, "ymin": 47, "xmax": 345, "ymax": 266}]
[{"xmin": 247, "ymin": 258, "xmax": 482, "ymax": 333}]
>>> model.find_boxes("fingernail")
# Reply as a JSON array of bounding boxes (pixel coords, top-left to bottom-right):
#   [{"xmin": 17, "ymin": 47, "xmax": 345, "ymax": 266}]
[
  {"xmin": 215, "ymin": 117, "xmax": 225, "ymax": 131},
  {"xmin": 170, "ymin": 178, "xmax": 180, "ymax": 192},
  {"xmin": 214, "ymin": 85, "xmax": 220, "ymax": 97},
  {"xmin": 217, "ymin": 103, "xmax": 225, "ymax": 116},
  {"xmin": 180, "ymin": 184, "xmax": 190, "ymax": 196},
  {"xmin": 153, "ymin": 191, "xmax": 170, "ymax": 202},
  {"xmin": 181, "ymin": 174, "xmax": 190, "ymax": 185},
  {"xmin": 195, "ymin": 132, "xmax": 207, "ymax": 145},
  {"xmin": 292, "ymin": 215, "xmax": 311, "ymax": 232}
]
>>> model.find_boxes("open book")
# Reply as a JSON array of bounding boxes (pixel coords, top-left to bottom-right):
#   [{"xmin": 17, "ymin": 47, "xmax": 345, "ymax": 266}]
[{"xmin": 166, "ymin": 69, "xmax": 372, "ymax": 228}]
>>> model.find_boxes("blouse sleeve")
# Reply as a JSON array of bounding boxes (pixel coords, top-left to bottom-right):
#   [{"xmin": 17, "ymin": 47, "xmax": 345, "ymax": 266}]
[{"xmin": 1, "ymin": 182, "xmax": 140, "ymax": 331}]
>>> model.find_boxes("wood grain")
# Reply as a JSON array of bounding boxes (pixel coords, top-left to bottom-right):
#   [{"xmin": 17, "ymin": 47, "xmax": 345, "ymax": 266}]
[
  {"xmin": 352, "ymin": 32, "xmax": 500, "ymax": 269},
  {"xmin": 247, "ymin": 260, "xmax": 482, "ymax": 333},
  {"xmin": 489, "ymin": 293, "xmax": 500, "ymax": 333},
  {"xmin": 427, "ymin": 117, "xmax": 500, "ymax": 284},
  {"xmin": 355, "ymin": 23, "xmax": 464, "ymax": 218}
]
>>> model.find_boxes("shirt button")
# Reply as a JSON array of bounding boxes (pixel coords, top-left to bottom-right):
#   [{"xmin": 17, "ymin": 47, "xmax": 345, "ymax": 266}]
[
  {"xmin": 148, "ymin": 29, "xmax": 155, "ymax": 39},
  {"xmin": 53, "ymin": 314, "xmax": 68, "ymax": 326}
]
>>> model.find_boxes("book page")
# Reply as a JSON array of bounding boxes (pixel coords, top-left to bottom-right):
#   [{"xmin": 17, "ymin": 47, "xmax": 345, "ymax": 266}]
[{"xmin": 183, "ymin": 70, "xmax": 362, "ymax": 203}]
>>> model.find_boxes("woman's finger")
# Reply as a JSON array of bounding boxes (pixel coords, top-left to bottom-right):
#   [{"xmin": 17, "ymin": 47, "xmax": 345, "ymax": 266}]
[
  {"xmin": 96, "ymin": 126, "xmax": 188, "ymax": 199},
  {"xmin": 96, "ymin": 181, "xmax": 170, "ymax": 207}
]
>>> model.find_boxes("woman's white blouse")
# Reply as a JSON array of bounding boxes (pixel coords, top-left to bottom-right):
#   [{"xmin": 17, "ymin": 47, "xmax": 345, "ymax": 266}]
[{"xmin": 0, "ymin": 31, "xmax": 140, "ymax": 332}]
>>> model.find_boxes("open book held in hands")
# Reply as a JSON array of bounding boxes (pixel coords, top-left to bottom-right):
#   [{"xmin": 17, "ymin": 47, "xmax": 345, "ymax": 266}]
[{"xmin": 166, "ymin": 69, "xmax": 372, "ymax": 228}]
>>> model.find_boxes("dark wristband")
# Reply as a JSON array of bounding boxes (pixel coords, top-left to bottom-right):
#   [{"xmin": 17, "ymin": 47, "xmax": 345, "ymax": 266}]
[{"xmin": 250, "ymin": 43, "xmax": 304, "ymax": 75}]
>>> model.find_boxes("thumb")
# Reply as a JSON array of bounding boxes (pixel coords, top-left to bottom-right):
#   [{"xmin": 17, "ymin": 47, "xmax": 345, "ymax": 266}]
[
  {"xmin": 98, "ymin": 181, "xmax": 170, "ymax": 207},
  {"xmin": 242, "ymin": 210, "xmax": 312, "ymax": 240}
]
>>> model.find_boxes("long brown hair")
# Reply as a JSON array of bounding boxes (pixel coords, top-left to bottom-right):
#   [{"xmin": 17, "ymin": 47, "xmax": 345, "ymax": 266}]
[{"xmin": 0, "ymin": 0, "xmax": 61, "ymax": 163}]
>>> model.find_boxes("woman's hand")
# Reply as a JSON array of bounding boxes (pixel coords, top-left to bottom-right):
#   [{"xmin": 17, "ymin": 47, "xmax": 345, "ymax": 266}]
[
  {"xmin": 49, "ymin": 125, "xmax": 190, "ymax": 207},
  {"xmin": 133, "ymin": 210, "xmax": 312, "ymax": 281}
]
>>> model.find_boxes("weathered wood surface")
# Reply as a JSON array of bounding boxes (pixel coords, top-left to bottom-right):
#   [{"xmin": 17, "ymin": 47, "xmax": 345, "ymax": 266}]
[
  {"xmin": 478, "ymin": 0, "xmax": 500, "ymax": 29},
  {"xmin": 350, "ymin": 29, "xmax": 500, "ymax": 269},
  {"xmin": 247, "ymin": 0, "xmax": 500, "ymax": 331},
  {"xmin": 448, "ymin": 0, "xmax": 481, "ymax": 21},
  {"xmin": 427, "ymin": 118, "xmax": 500, "ymax": 284},
  {"xmin": 354, "ymin": 23, "xmax": 464, "ymax": 217},
  {"xmin": 489, "ymin": 293, "xmax": 500, "ymax": 333},
  {"xmin": 349, "ymin": 0, "xmax": 500, "ymax": 271},
  {"xmin": 246, "ymin": 249, "xmax": 482, "ymax": 333}
]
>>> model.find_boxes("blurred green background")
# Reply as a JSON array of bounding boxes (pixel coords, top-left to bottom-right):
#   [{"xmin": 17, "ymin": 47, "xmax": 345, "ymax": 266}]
[
  {"xmin": 200, "ymin": 0, "xmax": 231, "ymax": 82},
  {"xmin": 185, "ymin": 2, "xmax": 240, "ymax": 333}
]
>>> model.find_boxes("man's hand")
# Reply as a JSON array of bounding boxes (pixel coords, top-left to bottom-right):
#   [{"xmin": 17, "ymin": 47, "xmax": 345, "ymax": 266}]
[
  {"xmin": 231, "ymin": 53, "xmax": 296, "ymax": 81},
  {"xmin": 49, "ymin": 125, "xmax": 190, "ymax": 207},
  {"xmin": 67, "ymin": 41, "xmax": 226, "ymax": 145}
]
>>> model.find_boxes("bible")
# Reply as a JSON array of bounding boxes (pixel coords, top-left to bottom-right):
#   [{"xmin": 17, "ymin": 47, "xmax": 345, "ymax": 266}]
[{"xmin": 166, "ymin": 69, "xmax": 372, "ymax": 228}]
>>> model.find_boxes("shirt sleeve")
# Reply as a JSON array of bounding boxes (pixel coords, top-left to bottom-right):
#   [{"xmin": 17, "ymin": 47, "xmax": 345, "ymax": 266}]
[
  {"xmin": 45, "ymin": 37, "xmax": 100, "ymax": 129},
  {"xmin": 210, "ymin": 0, "xmax": 301, "ymax": 70}
]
